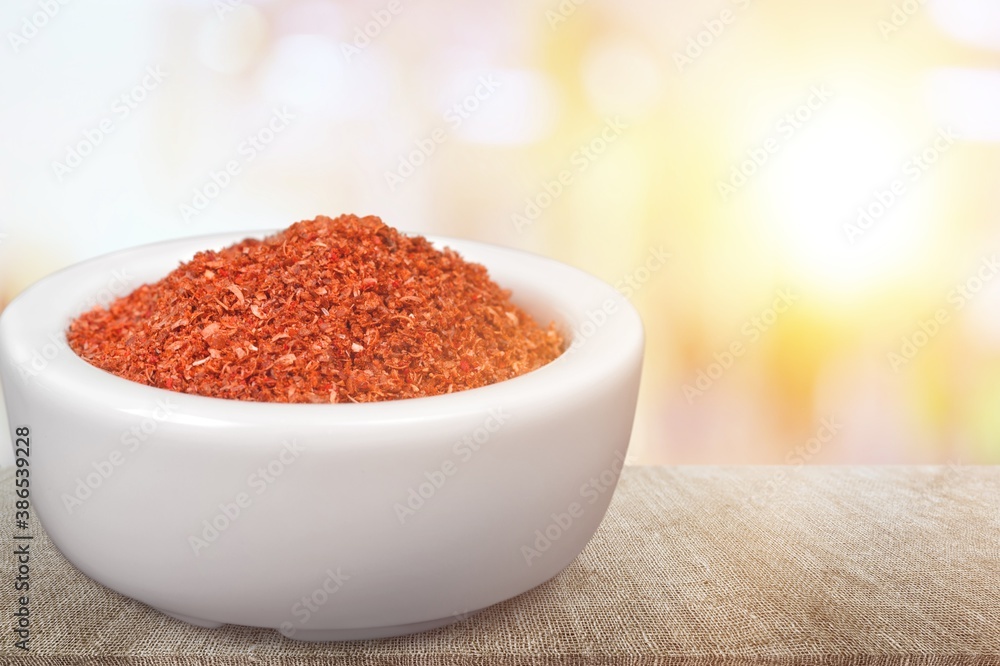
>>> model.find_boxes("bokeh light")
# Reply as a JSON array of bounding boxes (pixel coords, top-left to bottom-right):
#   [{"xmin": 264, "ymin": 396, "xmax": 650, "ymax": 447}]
[{"xmin": 2, "ymin": 0, "xmax": 1000, "ymax": 466}]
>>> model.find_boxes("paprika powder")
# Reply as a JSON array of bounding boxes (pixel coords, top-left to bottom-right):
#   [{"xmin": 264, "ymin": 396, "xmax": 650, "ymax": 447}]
[{"xmin": 67, "ymin": 215, "xmax": 564, "ymax": 403}]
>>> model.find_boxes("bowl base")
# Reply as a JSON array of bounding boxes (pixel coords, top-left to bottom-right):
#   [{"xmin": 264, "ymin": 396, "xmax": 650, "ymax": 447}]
[
  {"xmin": 159, "ymin": 610, "xmax": 224, "ymax": 629},
  {"xmin": 278, "ymin": 611, "xmax": 481, "ymax": 641},
  {"xmin": 155, "ymin": 607, "xmax": 481, "ymax": 641}
]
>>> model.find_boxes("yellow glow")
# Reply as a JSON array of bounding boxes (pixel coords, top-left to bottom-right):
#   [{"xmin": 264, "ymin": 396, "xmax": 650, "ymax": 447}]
[
  {"xmin": 757, "ymin": 97, "xmax": 938, "ymax": 298},
  {"xmin": 2, "ymin": 0, "xmax": 998, "ymax": 465}
]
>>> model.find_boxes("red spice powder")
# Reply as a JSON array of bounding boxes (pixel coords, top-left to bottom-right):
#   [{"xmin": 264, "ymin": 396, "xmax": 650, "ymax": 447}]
[{"xmin": 67, "ymin": 215, "xmax": 564, "ymax": 403}]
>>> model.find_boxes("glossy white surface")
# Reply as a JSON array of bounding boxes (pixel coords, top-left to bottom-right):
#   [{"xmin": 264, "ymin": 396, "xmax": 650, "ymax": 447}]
[{"xmin": 0, "ymin": 232, "xmax": 643, "ymax": 640}]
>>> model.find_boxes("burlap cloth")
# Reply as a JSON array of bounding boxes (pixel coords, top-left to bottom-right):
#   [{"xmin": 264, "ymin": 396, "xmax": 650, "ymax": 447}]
[{"xmin": 1, "ymin": 465, "xmax": 997, "ymax": 665}]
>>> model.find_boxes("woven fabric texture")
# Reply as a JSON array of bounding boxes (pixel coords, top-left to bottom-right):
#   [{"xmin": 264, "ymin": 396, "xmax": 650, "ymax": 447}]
[{"xmin": 1, "ymin": 465, "xmax": 998, "ymax": 665}]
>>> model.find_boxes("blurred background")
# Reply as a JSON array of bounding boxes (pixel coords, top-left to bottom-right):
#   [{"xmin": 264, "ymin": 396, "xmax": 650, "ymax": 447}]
[{"xmin": 2, "ymin": 0, "xmax": 999, "ymax": 466}]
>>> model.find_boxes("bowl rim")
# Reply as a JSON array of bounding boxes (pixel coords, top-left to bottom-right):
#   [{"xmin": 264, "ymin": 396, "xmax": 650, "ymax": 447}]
[{"xmin": 0, "ymin": 230, "xmax": 645, "ymax": 425}]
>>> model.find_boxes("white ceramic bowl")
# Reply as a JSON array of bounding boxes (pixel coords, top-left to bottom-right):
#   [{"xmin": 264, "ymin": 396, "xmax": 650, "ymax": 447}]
[{"xmin": 0, "ymin": 232, "xmax": 643, "ymax": 641}]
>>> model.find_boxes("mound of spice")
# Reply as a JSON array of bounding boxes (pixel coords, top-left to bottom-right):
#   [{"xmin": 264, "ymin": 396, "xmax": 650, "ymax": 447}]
[{"xmin": 67, "ymin": 215, "xmax": 564, "ymax": 403}]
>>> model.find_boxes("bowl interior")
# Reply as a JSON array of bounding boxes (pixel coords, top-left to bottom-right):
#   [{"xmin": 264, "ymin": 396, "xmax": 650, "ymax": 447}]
[{"xmin": 0, "ymin": 230, "xmax": 644, "ymax": 424}]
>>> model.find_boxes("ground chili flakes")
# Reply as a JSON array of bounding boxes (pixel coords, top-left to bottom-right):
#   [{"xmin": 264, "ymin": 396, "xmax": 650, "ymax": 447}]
[{"xmin": 67, "ymin": 215, "xmax": 564, "ymax": 403}]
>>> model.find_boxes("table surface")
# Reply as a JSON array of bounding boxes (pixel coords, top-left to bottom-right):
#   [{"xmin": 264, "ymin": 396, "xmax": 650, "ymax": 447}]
[{"xmin": 1, "ymin": 465, "xmax": 998, "ymax": 665}]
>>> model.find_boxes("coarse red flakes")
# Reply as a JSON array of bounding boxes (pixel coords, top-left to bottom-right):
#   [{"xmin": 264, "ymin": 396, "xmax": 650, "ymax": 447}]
[{"xmin": 67, "ymin": 215, "xmax": 565, "ymax": 403}]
